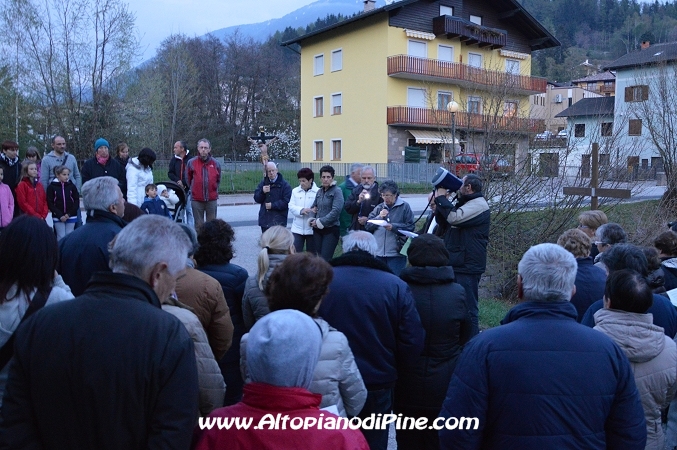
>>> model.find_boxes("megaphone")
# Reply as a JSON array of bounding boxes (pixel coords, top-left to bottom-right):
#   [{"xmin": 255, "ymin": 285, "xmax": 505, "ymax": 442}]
[{"xmin": 431, "ymin": 167, "xmax": 463, "ymax": 192}]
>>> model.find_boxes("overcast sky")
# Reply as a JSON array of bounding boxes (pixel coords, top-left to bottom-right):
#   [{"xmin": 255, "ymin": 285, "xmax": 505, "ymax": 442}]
[{"xmin": 130, "ymin": 0, "xmax": 315, "ymax": 61}]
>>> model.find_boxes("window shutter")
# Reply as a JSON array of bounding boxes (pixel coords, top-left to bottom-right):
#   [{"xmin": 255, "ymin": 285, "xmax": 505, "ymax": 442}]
[
  {"xmin": 624, "ymin": 87, "xmax": 632, "ymax": 102},
  {"xmin": 642, "ymin": 85, "xmax": 649, "ymax": 101}
]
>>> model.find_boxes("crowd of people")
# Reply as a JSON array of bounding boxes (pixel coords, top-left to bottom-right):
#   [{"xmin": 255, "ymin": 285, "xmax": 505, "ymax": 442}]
[{"xmin": 5, "ymin": 137, "xmax": 677, "ymax": 450}]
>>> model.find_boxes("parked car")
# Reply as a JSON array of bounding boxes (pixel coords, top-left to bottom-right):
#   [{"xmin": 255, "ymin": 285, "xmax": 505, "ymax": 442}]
[
  {"xmin": 557, "ymin": 129, "xmax": 568, "ymax": 139},
  {"xmin": 535, "ymin": 130, "xmax": 554, "ymax": 140},
  {"xmin": 492, "ymin": 158, "xmax": 514, "ymax": 177},
  {"xmin": 453, "ymin": 153, "xmax": 481, "ymax": 176}
]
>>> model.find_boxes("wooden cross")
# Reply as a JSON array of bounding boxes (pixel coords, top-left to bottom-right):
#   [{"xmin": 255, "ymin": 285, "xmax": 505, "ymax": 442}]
[
  {"xmin": 562, "ymin": 143, "xmax": 631, "ymax": 210},
  {"xmin": 248, "ymin": 126, "xmax": 278, "ymax": 171},
  {"xmin": 249, "ymin": 126, "xmax": 277, "ymax": 145}
]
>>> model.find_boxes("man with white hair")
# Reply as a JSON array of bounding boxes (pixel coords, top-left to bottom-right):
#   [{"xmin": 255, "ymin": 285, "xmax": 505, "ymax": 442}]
[
  {"xmin": 254, "ymin": 161, "xmax": 292, "ymax": 233},
  {"xmin": 2, "ymin": 215, "xmax": 199, "ymax": 449},
  {"xmin": 58, "ymin": 176, "xmax": 126, "ymax": 296},
  {"xmin": 318, "ymin": 231, "xmax": 424, "ymax": 450},
  {"xmin": 438, "ymin": 243, "xmax": 646, "ymax": 449}
]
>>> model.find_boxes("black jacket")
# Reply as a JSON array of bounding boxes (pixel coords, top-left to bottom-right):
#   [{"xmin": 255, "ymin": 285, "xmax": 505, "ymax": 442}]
[
  {"xmin": 58, "ymin": 209, "xmax": 126, "ymax": 296},
  {"xmin": 1, "ymin": 272, "xmax": 199, "ymax": 450},
  {"xmin": 395, "ymin": 266, "xmax": 471, "ymax": 414},
  {"xmin": 81, "ymin": 157, "xmax": 126, "ymax": 198},
  {"xmin": 0, "ymin": 154, "xmax": 21, "ymax": 218},
  {"xmin": 168, "ymin": 153, "xmax": 190, "ymax": 190},
  {"xmin": 46, "ymin": 179, "xmax": 80, "ymax": 218},
  {"xmin": 435, "ymin": 192, "xmax": 490, "ymax": 274},
  {"xmin": 344, "ymin": 182, "xmax": 380, "ymax": 231},
  {"xmin": 253, "ymin": 173, "xmax": 292, "ymax": 229}
]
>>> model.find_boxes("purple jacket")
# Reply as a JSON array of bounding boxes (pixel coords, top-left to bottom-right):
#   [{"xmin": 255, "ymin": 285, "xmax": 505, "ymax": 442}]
[{"xmin": 0, "ymin": 183, "xmax": 13, "ymax": 227}]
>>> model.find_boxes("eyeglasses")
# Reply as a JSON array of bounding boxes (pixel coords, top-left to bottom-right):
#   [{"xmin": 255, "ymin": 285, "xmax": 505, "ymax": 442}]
[
  {"xmin": 578, "ymin": 224, "xmax": 590, "ymax": 229},
  {"xmin": 594, "ymin": 241, "xmax": 606, "ymax": 246},
  {"xmin": 381, "ymin": 194, "xmax": 396, "ymax": 199}
]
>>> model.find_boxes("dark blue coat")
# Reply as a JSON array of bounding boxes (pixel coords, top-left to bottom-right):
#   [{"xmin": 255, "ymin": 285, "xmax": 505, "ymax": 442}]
[
  {"xmin": 1, "ymin": 272, "xmax": 198, "ymax": 449},
  {"xmin": 318, "ymin": 251, "xmax": 425, "ymax": 389},
  {"xmin": 571, "ymin": 257, "xmax": 607, "ymax": 322},
  {"xmin": 58, "ymin": 210, "xmax": 126, "ymax": 296},
  {"xmin": 439, "ymin": 301, "xmax": 646, "ymax": 450},
  {"xmin": 581, "ymin": 294, "xmax": 677, "ymax": 338},
  {"xmin": 253, "ymin": 173, "xmax": 292, "ymax": 229},
  {"xmin": 140, "ymin": 196, "xmax": 170, "ymax": 217}
]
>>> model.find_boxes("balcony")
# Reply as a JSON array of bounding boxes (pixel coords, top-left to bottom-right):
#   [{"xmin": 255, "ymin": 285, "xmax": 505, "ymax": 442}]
[
  {"xmin": 387, "ymin": 106, "xmax": 545, "ymax": 134},
  {"xmin": 433, "ymin": 16, "xmax": 506, "ymax": 49},
  {"xmin": 388, "ymin": 55, "xmax": 547, "ymax": 95}
]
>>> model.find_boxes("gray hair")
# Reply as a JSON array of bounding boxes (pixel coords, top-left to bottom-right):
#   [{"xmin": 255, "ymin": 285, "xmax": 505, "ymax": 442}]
[
  {"xmin": 378, "ymin": 180, "xmax": 399, "ymax": 197},
  {"xmin": 361, "ymin": 165, "xmax": 375, "ymax": 177},
  {"xmin": 197, "ymin": 138, "xmax": 211, "ymax": 148},
  {"xmin": 350, "ymin": 163, "xmax": 363, "ymax": 175},
  {"xmin": 109, "ymin": 215, "xmax": 191, "ymax": 279},
  {"xmin": 342, "ymin": 231, "xmax": 377, "ymax": 256},
  {"xmin": 82, "ymin": 177, "xmax": 120, "ymax": 211},
  {"xmin": 518, "ymin": 243, "xmax": 577, "ymax": 303}
]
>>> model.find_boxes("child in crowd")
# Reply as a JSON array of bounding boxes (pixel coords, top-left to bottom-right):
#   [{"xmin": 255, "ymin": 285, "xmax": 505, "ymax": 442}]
[
  {"xmin": 46, "ymin": 165, "xmax": 79, "ymax": 240},
  {"xmin": 156, "ymin": 184, "xmax": 179, "ymax": 218},
  {"xmin": 24, "ymin": 147, "xmax": 42, "ymax": 184},
  {"xmin": 15, "ymin": 161, "xmax": 47, "ymax": 219},
  {"xmin": 0, "ymin": 167, "xmax": 14, "ymax": 230},
  {"xmin": 140, "ymin": 183, "xmax": 170, "ymax": 217}
]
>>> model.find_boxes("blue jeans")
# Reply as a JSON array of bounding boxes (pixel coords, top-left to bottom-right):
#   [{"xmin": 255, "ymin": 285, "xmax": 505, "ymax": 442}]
[
  {"xmin": 357, "ymin": 388, "xmax": 393, "ymax": 450},
  {"xmin": 455, "ymin": 272, "xmax": 481, "ymax": 337},
  {"xmin": 377, "ymin": 255, "xmax": 407, "ymax": 276},
  {"xmin": 184, "ymin": 191, "xmax": 194, "ymax": 226},
  {"xmin": 313, "ymin": 226, "xmax": 340, "ymax": 261},
  {"xmin": 293, "ymin": 233, "xmax": 315, "ymax": 254}
]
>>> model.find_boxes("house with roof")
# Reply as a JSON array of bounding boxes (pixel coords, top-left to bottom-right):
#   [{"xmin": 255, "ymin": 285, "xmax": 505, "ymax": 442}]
[
  {"xmin": 283, "ymin": 0, "xmax": 559, "ymax": 165},
  {"xmin": 529, "ymin": 81, "xmax": 602, "ymax": 135},
  {"xmin": 571, "ymin": 71, "xmax": 616, "ymax": 97},
  {"xmin": 603, "ymin": 40, "xmax": 677, "ymax": 175}
]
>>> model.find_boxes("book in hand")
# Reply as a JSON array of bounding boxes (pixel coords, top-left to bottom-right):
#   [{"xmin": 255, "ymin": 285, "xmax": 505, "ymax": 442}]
[
  {"xmin": 398, "ymin": 230, "xmax": 418, "ymax": 238},
  {"xmin": 367, "ymin": 219, "xmax": 389, "ymax": 226}
]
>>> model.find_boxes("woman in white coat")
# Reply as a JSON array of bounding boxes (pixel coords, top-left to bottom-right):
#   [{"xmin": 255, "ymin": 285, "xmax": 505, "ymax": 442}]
[
  {"xmin": 126, "ymin": 147, "xmax": 156, "ymax": 207},
  {"xmin": 288, "ymin": 167, "xmax": 318, "ymax": 254}
]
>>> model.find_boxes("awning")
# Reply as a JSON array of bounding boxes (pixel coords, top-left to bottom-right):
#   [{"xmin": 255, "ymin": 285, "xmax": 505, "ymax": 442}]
[
  {"xmin": 408, "ymin": 129, "xmax": 459, "ymax": 145},
  {"xmin": 404, "ymin": 29, "xmax": 436, "ymax": 41}
]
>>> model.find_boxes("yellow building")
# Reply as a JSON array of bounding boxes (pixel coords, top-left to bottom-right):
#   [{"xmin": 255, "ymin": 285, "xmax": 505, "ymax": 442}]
[{"xmin": 284, "ymin": 0, "xmax": 559, "ymax": 165}]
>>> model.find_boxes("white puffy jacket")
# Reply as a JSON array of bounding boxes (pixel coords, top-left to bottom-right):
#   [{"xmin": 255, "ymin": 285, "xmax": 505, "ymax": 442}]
[
  {"xmin": 241, "ymin": 317, "xmax": 367, "ymax": 417},
  {"xmin": 162, "ymin": 303, "xmax": 226, "ymax": 416},
  {"xmin": 126, "ymin": 157, "xmax": 154, "ymax": 207},
  {"xmin": 288, "ymin": 183, "xmax": 318, "ymax": 236}
]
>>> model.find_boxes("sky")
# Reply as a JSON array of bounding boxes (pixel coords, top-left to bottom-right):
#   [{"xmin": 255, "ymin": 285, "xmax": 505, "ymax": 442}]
[{"xmin": 129, "ymin": 0, "xmax": 315, "ymax": 62}]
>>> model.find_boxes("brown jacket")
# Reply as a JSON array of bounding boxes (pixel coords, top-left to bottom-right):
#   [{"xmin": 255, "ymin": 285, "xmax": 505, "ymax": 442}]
[{"xmin": 174, "ymin": 267, "xmax": 234, "ymax": 360}]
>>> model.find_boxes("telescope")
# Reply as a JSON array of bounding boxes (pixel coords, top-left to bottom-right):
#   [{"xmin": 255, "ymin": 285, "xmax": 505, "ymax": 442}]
[{"xmin": 431, "ymin": 167, "xmax": 463, "ymax": 192}]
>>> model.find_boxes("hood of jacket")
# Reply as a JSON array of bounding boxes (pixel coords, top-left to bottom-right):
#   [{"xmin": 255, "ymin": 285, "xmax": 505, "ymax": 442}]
[
  {"xmin": 593, "ymin": 308, "xmax": 665, "ymax": 363},
  {"xmin": 662, "ymin": 257, "xmax": 677, "ymax": 270},
  {"xmin": 330, "ymin": 250, "xmax": 393, "ymax": 274},
  {"xmin": 501, "ymin": 300, "xmax": 578, "ymax": 325},
  {"xmin": 400, "ymin": 266, "xmax": 456, "ymax": 285},
  {"xmin": 260, "ymin": 253, "xmax": 287, "ymax": 287},
  {"xmin": 128, "ymin": 156, "xmax": 150, "ymax": 171}
]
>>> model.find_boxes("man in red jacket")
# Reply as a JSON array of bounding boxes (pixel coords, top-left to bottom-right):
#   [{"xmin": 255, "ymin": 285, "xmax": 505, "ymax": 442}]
[{"xmin": 186, "ymin": 138, "xmax": 221, "ymax": 228}]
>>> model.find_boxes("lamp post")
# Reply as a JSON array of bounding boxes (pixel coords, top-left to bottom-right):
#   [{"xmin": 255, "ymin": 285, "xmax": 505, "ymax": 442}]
[{"xmin": 447, "ymin": 100, "xmax": 459, "ymax": 171}]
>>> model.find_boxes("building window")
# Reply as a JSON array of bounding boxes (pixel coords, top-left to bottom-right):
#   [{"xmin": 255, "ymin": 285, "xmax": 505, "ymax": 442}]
[
  {"xmin": 586, "ymin": 82, "xmax": 596, "ymax": 91},
  {"xmin": 601, "ymin": 122, "xmax": 613, "ymax": 136},
  {"xmin": 574, "ymin": 123, "xmax": 585, "ymax": 137},
  {"xmin": 504, "ymin": 101, "xmax": 518, "ymax": 117},
  {"xmin": 314, "ymin": 54, "xmax": 324, "ymax": 76},
  {"xmin": 438, "ymin": 45, "xmax": 453, "ymax": 62},
  {"xmin": 407, "ymin": 87, "xmax": 427, "ymax": 108},
  {"xmin": 599, "ymin": 153, "xmax": 610, "ymax": 166},
  {"xmin": 314, "ymin": 141, "xmax": 324, "ymax": 161},
  {"xmin": 331, "ymin": 140, "xmax": 342, "ymax": 161},
  {"xmin": 625, "ymin": 85, "xmax": 649, "ymax": 102},
  {"xmin": 331, "ymin": 93, "xmax": 342, "ymax": 115},
  {"xmin": 331, "ymin": 49, "xmax": 342, "ymax": 72},
  {"xmin": 438, "ymin": 91, "xmax": 453, "ymax": 110},
  {"xmin": 440, "ymin": 5, "xmax": 453, "ymax": 16},
  {"xmin": 408, "ymin": 40, "xmax": 427, "ymax": 58},
  {"xmin": 314, "ymin": 96, "xmax": 324, "ymax": 117},
  {"xmin": 468, "ymin": 96, "xmax": 481, "ymax": 114},
  {"xmin": 469, "ymin": 15, "xmax": 482, "ymax": 25},
  {"xmin": 468, "ymin": 53, "xmax": 482, "ymax": 68},
  {"xmin": 628, "ymin": 119, "xmax": 642, "ymax": 136},
  {"xmin": 506, "ymin": 59, "xmax": 520, "ymax": 75}
]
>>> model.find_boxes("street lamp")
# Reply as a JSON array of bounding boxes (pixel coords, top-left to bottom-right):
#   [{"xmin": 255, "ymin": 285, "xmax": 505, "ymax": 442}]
[{"xmin": 447, "ymin": 100, "xmax": 459, "ymax": 169}]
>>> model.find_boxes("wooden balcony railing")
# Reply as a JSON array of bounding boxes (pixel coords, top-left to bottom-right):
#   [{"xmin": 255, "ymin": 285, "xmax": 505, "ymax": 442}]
[
  {"xmin": 386, "ymin": 106, "xmax": 545, "ymax": 133},
  {"xmin": 388, "ymin": 55, "xmax": 547, "ymax": 94},
  {"xmin": 433, "ymin": 16, "xmax": 507, "ymax": 49}
]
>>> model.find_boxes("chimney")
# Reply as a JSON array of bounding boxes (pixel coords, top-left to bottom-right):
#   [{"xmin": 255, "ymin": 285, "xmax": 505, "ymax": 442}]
[
  {"xmin": 363, "ymin": 0, "xmax": 376, "ymax": 12},
  {"xmin": 641, "ymin": 40, "xmax": 650, "ymax": 50}
]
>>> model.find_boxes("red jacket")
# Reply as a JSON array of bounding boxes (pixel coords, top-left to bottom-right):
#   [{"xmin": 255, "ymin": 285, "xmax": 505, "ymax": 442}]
[
  {"xmin": 186, "ymin": 156, "xmax": 221, "ymax": 202},
  {"xmin": 16, "ymin": 177, "xmax": 48, "ymax": 219},
  {"xmin": 193, "ymin": 383, "xmax": 369, "ymax": 450}
]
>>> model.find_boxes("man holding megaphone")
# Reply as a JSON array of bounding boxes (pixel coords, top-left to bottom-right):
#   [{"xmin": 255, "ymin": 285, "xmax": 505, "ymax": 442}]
[{"xmin": 433, "ymin": 172, "xmax": 490, "ymax": 338}]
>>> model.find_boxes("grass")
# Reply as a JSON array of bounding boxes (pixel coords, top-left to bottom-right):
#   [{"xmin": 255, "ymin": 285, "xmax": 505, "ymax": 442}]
[{"xmin": 479, "ymin": 298, "xmax": 513, "ymax": 330}]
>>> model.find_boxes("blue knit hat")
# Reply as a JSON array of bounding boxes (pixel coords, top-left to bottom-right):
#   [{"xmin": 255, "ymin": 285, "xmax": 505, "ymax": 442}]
[{"xmin": 93, "ymin": 138, "xmax": 110, "ymax": 152}]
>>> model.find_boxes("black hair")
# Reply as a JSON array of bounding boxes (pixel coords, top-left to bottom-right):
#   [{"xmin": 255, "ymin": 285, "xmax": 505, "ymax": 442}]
[
  {"xmin": 0, "ymin": 216, "xmax": 59, "ymax": 302},
  {"xmin": 194, "ymin": 219, "xmax": 236, "ymax": 265},
  {"xmin": 145, "ymin": 183, "xmax": 157, "ymax": 193},
  {"xmin": 605, "ymin": 269, "xmax": 653, "ymax": 313},
  {"xmin": 297, "ymin": 167, "xmax": 314, "ymax": 181},
  {"xmin": 598, "ymin": 223, "xmax": 627, "ymax": 246},
  {"xmin": 601, "ymin": 244, "xmax": 649, "ymax": 276},
  {"xmin": 464, "ymin": 174, "xmax": 482, "ymax": 193},
  {"xmin": 319, "ymin": 165, "xmax": 335, "ymax": 178},
  {"xmin": 138, "ymin": 147, "xmax": 156, "ymax": 169}
]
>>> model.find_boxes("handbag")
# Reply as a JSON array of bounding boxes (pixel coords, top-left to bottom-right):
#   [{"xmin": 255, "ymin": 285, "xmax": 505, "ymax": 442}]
[{"xmin": 0, "ymin": 288, "xmax": 51, "ymax": 371}]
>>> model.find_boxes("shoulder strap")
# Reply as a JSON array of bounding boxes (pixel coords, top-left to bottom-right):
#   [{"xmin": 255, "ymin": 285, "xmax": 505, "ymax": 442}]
[{"xmin": 0, "ymin": 288, "xmax": 51, "ymax": 371}]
